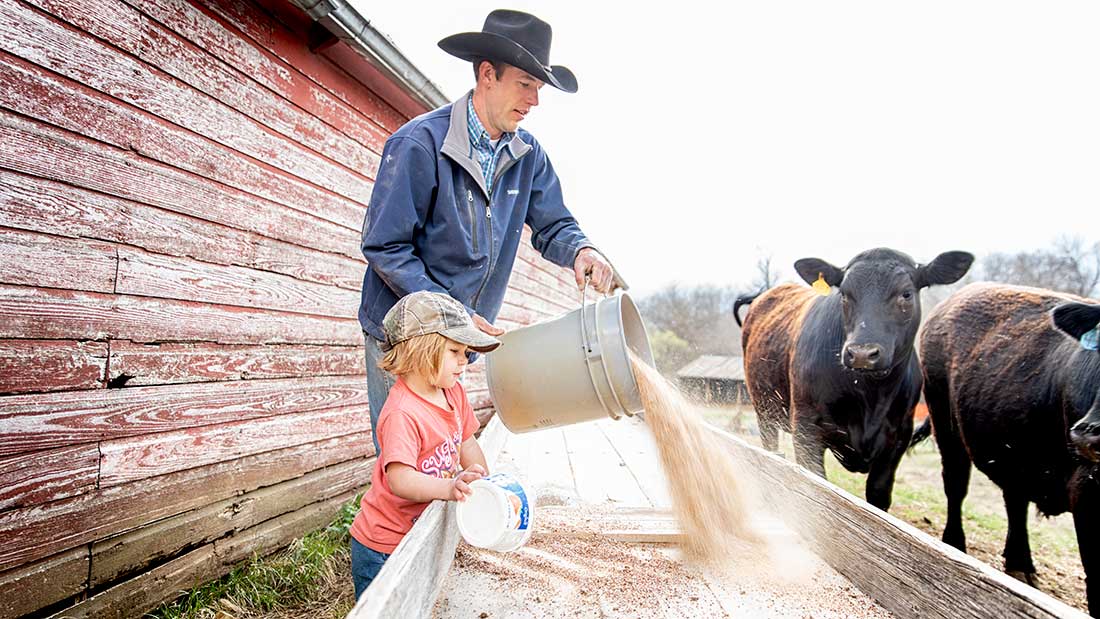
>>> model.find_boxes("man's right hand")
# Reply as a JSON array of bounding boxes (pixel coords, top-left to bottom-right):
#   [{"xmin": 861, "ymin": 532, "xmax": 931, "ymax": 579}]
[{"xmin": 473, "ymin": 313, "xmax": 505, "ymax": 336}]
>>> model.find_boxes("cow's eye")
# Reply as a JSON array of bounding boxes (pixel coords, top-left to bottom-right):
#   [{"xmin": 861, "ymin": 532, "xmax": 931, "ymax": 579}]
[{"xmin": 901, "ymin": 291, "xmax": 913, "ymax": 300}]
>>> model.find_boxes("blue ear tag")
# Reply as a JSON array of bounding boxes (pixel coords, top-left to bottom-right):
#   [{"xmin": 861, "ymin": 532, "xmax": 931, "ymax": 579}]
[{"xmin": 1082, "ymin": 325, "xmax": 1100, "ymax": 351}]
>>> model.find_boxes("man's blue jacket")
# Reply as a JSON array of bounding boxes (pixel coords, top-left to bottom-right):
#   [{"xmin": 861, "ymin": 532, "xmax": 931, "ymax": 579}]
[{"xmin": 358, "ymin": 92, "xmax": 593, "ymax": 343}]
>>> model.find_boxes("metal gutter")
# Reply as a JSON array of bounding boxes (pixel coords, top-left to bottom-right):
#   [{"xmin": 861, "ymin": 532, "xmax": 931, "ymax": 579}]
[{"xmin": 290, "ymin": 0, "xmax": 449, "ymax": 110}]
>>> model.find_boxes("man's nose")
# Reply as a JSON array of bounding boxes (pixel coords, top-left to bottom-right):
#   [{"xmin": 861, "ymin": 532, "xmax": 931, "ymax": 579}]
[{"xmin": 529, "ymin": 89, "xmax": 539, "ymax": 107}]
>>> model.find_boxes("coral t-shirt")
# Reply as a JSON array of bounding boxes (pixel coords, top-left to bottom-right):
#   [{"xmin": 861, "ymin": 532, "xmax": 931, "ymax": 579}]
[{"xmin": 350, "ymin": 378, "xmax": 479, "ymax": 554}]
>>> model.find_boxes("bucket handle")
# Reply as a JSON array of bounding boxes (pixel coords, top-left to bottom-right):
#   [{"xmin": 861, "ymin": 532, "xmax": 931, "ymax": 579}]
[{"xmin": 579, "ymin": 275, "xmax": 630, "ymax": 419}]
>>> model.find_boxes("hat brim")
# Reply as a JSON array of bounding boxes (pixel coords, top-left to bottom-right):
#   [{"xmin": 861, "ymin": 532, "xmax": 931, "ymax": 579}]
[
  {"xmin": 440, "ymin": 325, "xmax": 502, "ymax": 354},
  {"xmin": 438, "ymin": 32, "xmax": 578, "ymax": 93}
]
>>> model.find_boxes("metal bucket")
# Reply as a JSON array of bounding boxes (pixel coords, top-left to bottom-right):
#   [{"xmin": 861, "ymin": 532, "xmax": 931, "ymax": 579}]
[{"xmin": 486, "ymin": 291, "xmax": 655, "ymax": 433}]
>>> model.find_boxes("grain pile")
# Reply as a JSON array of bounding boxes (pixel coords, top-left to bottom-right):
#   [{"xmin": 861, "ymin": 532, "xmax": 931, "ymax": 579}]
[
  {"xmin": 630, "ymin": 352, "xmax": 757, "ymax": 564},
  {"xmin": 435, "ymin": 506, "xmax": 893, "ymax": 619}
]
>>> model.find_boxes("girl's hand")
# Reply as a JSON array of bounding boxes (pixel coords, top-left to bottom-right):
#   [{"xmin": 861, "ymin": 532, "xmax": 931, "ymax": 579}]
[{"xmin": 448, "ymin": 469, "xmax": 485, "ymax": 501}]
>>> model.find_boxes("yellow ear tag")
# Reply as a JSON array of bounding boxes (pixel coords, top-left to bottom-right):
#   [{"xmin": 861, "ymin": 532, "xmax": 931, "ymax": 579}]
[{"xmin": 812, "ymin": 273, "xmax": 831, "ymax": 296}]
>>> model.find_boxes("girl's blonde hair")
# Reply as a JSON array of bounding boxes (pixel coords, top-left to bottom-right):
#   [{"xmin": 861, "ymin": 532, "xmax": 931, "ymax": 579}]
[{"xmin": 379, "ymin": 332, "xmax": 448, "ymax": 378}]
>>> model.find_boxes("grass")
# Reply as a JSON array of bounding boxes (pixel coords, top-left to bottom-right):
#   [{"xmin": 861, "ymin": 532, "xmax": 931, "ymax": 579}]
[
  {"xmin": 148, "ymin": 497, "xmax": 360, "ymax": 619},
  {"xmin": 702, "ymin": 403, "xmax": 1088, "ymax": 612}
]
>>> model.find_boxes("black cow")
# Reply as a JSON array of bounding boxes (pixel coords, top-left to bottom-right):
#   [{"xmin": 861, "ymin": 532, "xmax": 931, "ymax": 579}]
[
  {"xmin": 919, "ymin": 283, "xmax": 1100, "ymax": 614},
  {"xmin": 734, "ymin": 248, "xmax": 973, "ymax": 510}
]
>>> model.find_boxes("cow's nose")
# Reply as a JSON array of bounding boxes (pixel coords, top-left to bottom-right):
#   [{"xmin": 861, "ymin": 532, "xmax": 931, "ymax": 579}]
[{"xmin": 844, "ymin": 344, "xmax": 885, "ymax": 371}]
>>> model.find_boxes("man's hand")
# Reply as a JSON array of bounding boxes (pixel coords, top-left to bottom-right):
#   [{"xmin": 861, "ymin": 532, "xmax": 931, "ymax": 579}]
[
  {"xmin": 574, "ymin": 248, "xmax": 614, "ymax": 294},
  {"xmin": 473, "ymin": 313, "xmax": 505, "ymax": 336}
]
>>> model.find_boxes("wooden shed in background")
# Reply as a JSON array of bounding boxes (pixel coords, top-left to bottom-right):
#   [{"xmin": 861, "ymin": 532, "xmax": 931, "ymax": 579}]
[
  {"xmin": 0, "ymin": 0, "xmax": 583, "ymax": 616},
  {"xmin": 676, "ymin": 355, "xmax": 749, "ymax": 405}
]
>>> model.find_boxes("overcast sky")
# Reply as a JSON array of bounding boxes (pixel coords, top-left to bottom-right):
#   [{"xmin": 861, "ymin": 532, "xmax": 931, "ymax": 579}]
[{"xmin": 352, "ymin": 1, "xmax": 1099, "ymax": 296}]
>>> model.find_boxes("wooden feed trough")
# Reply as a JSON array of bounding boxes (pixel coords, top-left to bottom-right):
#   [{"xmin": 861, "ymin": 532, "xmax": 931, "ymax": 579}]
[{"xmin": 348, "ymin": 416, "xmax": 1088, "ymax": 619}]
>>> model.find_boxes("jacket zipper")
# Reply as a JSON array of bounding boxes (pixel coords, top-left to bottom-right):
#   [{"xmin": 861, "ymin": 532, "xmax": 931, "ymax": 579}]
[
  {"xmin": 471, "ymin": 190, "xmax": 494, "ymax": 309},
  {"xmin": 466, "ymin": 188, "xmax": 478, "ymax": 253}
]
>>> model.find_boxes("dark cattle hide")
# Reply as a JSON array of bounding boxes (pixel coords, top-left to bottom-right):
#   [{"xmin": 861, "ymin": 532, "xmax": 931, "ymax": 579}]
[
  {"xmin": 919, "ymin": 282, "xmax": 1100, "ymax": 615},
  {"xmin": 735, "ymin": 248, "xmax": 973, "ymax": 511}
]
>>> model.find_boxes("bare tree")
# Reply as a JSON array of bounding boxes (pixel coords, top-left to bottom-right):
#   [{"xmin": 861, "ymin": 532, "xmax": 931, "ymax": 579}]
[
  {"xmin": 637, "ymin": 284, "xmax": 742, "ymax": 373},
  {"xmin": 981, "ymin": 236, "xmax": 1100, "ymax": 298},
  {"xmin": 751, "ymin": 254, "xmax": 778, "ymax": 292}
]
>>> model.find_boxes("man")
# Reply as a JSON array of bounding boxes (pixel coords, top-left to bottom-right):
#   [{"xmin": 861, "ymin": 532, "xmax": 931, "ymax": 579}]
[{"xmin": 359, "ymin": 9, "xmax": 617, "ymax": 451}]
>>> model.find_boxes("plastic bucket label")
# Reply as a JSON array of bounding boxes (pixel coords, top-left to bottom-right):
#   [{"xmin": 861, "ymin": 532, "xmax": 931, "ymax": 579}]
[{"xmin": 487, "ymin": 473, "xmax": 530, "ymax": 531}]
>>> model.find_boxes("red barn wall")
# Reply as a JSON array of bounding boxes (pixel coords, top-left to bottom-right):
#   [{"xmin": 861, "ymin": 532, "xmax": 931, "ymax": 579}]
[{"xmin": 0, "ymin": 0, "xmax": 581, "ymax": 616}]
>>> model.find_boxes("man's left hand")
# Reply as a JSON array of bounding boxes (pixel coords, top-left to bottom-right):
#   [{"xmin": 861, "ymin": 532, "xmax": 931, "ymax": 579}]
[{"xmin": 573, "ymin": 248, "xmax": 614, "ymax": 294}]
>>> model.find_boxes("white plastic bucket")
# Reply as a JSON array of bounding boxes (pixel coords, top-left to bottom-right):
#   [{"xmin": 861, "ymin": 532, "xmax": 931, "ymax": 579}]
[
  {"xmin": 456, "ymin": 473, "xmax": 534, "ymax": 552},
  {"xmin": 486, "ymin": 292, "xmax": 655, "ymax": 433}
]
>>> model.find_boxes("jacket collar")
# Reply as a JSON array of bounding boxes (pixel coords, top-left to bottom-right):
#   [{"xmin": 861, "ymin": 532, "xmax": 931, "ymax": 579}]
[{"xmin": 441, "ymin": 91, "xmax": 531, "ymax": 199}]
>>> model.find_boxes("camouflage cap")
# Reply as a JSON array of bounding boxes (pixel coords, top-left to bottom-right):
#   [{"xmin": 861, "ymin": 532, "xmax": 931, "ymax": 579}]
[{"xmin": 381, "ymin": 291, "xmax": 501, "ymax": 353}]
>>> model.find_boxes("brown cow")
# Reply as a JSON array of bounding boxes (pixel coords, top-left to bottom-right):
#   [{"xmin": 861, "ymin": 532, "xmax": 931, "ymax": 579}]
[
  {"xmin": 734, "ymin": 248, "xmax": 973, "ymax": 510},
  {"xmin": 919, "ymin": 282, "xmax": 1100, "ymax": 613}
]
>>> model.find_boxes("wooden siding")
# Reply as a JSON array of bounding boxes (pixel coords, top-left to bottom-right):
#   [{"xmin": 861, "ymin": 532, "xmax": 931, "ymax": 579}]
[{"xmin": 0, "ymin": 0, "xmax": 584, "ymax": 616}]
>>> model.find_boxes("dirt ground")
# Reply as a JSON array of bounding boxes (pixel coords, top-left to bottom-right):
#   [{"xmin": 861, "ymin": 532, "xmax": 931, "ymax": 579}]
[{"xmin": 702, "ymin": 403, "xmax": 1088, "ymax": 614}]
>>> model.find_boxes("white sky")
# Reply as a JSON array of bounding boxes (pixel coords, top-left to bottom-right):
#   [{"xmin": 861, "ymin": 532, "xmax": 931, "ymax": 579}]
[{"xmin": 352, "ymin": 1, "xmax": 1099, "ymax": 296}]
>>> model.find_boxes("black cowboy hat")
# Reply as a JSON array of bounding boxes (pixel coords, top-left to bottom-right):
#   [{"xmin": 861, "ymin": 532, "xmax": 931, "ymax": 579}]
[{"xmin": 438, "ymin": 9, "xmax": 578, "ymax": 93}]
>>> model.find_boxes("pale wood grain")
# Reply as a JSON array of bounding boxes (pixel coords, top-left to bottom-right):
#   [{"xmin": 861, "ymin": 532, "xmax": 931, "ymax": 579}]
[
  {"xmin": 0, "ymin": 338, "xmax": 107, "ymax": 394},
  {"xmin": 0, "ymin": 433, "xmax": 370, "ymax": 572},
  {"xmin": 1, "ymin": 0, "xmax": 375, "ymax": 202}
]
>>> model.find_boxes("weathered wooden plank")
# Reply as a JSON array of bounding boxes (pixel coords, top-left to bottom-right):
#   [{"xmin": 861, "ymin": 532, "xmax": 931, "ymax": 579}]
[
  {"xmin": 46, "ymin": 495, "xmax": 353, "ymax": 619},
  {"xmin": 495, "ymin": 301, "xmax": 540, "ymax": 329},
  {"xmin": 0, "ymin": 47, "xmax": 365, "ymax": 231},
  {"xmin": 90, "ymin": 457, "xmax": 371, "ymax": 586},
  {"xmin": 0, "ymin": 443, "xmax": 98, "ymax": 511},
  {"xmin": 115, "ymin": 246, "xmax": 360, "ymax": 318},
  {"xmin": 123, "ymin": 0, "xmax": 382, "ymax": 171},
  {"xmin": 0, "ymin": 547, "xmax": 88, "ymax": 619},
  {"xmin": 0, "ymin": 110, "xmax": 359, "ymax": 259},
  {"xmin": 195, "ymin": 0, "xmax": 407, "ymax": 133},
  {"xmin": 18, "ymin": 0, "xmax": 139, "ymax": 51},
  {"xmin": 47, "ymin": 543, "xmax": 221, "ymax": 619},
  {"xmin": 502, "ymin": 284, "xmax": 572, "ymax": 319},
  {"xmin": 0, "ymin": 339, "xmax": 107, "ymax": 394},
  {"xmin": 99, "ymin": 405, "xmax": 369, "ymax": 486},
  {"xmin": 507, "ymin": 428, "xmax": 578, "ymax": 501},
  {"xmin": 504, "ymin": 267, "xmax": 575, "ymax": 314},
  {"xmin": 598, "ymin": 417, "xmax": 672, "ymax": 509},
  {"xmin": 0, "ymin": 374, "xmax": 369, "ymax": 457},
  {"xmin": 128, "ymin": 0, "xmax": 390, "ymax": 155},
  {"xmin": 561, "ymin": 422, "xmax": 648, "ymax": 506},
  {"xmin": 134, "ymin": 6, "xmax": 378, "ymax": 177},
  {"xmin": 0, "ymin": 226, "xmax": 116, "ymax": 293},
  {"xmin": 0, "ymin": 285, "xmax": 362, "ymax": 346},
  {"xmin": 352, "ymin": 417, "xmax": 508, "ymax": 617},
  {"xmin": 0, "ymin": 432, "xmax": 371, "ymax": 572},
  {"xmin": 709, "ymin": 427, "xmax": 1090, "ymax": 619},
  {"xmin": 109, "ymin": 340, "xmax": 363, "ymax": 386},
  {"xmin": 0, "ymin": 0, "xmax": 375, "ymax": 203},
  {"xmin": 213, "ymin": 490, "xmax": 357, "ymax": 567},
  {"xmin": 0, "ymin": 168, "xmax": 364, "ymax": 290},
  {"xmin": 516, "ymin": 237, "xmax": 581, "ymax": 293}
]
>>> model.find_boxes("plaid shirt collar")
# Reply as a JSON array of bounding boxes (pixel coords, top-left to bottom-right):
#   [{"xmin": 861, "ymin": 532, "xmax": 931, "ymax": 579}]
[{"xmin": 467, "ymin": 96, "xmax": 514, "ymax": 193}]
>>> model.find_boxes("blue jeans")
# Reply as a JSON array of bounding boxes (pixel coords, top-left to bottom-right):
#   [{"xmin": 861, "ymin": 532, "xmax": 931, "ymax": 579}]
[
  {"xmin": 364, "ymin": 334, "xmax": 396, "ymax": 455},
  {"xmin": 351, "ymin": 537, "xmax": 391, "ymax": 600}
]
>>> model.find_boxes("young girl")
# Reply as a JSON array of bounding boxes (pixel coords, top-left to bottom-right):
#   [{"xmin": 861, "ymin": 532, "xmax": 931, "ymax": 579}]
[{"xmin": 349, "ymin": 291, "xmax": 501, "ymax": 599}]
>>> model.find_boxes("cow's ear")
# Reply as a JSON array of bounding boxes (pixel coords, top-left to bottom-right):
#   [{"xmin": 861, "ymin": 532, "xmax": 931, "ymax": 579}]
[
  {"xmin": 915, "ymin": 251, "xmax": 974, "ymax": 288},
  {"xmin": 1052, "ymin": 303, "xmax": 1100, "ymax": 350},
  {"xmin": 795, "ymin": 258, "xmax": 843, "ymax": 287}
]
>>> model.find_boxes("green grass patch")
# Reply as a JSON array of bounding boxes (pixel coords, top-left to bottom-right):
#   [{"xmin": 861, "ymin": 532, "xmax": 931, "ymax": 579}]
[{"xmin": 149, "ymin": 497, "xmax": 360, "ymax": 619}]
